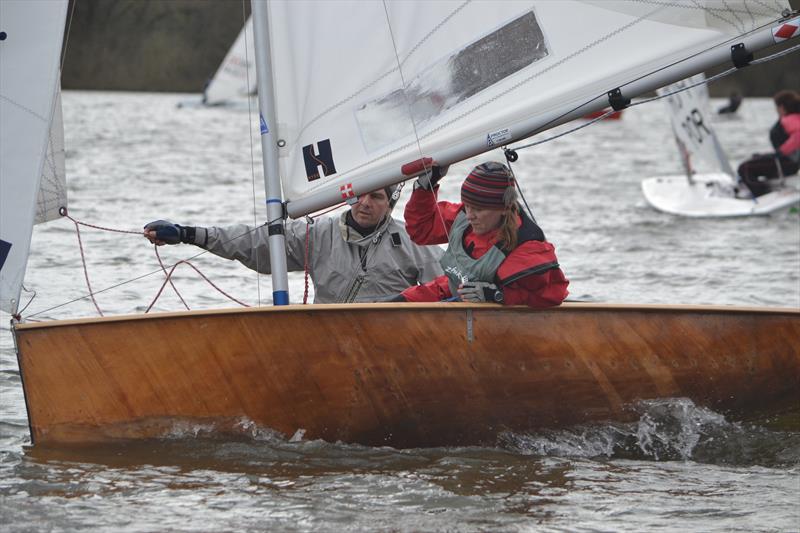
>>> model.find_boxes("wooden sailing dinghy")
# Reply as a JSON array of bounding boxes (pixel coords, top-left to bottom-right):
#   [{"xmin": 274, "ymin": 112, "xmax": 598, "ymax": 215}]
[
  {"xmin": 15, "ymin": 303, "xmax": 800, "ymax": 447},
  {"xmin": 3, "ymin": 1, "xmax": 799, "ymax": 447}
]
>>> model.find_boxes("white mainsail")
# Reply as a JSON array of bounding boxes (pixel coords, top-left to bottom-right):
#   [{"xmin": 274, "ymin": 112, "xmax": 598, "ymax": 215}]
[
  {"xmin": 259, "ymin": 0, "xmax": 794, "ymax": 217},
  {"xmin": 657, "ymin": 74, "xmax": 736, "ymax": 180},
  {"xmin": 0, "ymin": 0, "xmax": 68, "ymax": 314},
  {"xmin": 204, "ymin": 16, "xmax": 257, "ymax": 105}
]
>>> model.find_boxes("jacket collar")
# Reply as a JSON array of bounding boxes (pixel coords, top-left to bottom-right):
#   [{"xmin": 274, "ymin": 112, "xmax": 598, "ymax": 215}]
[{"xmin": 338, "ymin": 211, "xmax": 392, "ymax": 246}]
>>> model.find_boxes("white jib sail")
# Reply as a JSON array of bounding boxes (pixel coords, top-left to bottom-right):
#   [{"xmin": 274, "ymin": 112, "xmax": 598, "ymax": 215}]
[
  {"xmin": 657, "ymin": 74, "xmax": 737, "ymax": 179},
  {"xmin": 0, "ymin": 0, "xmax": 68, "ymax": 315},
  {"xmin": 36, "ymin": 88, "xmax": 68, "ymax": 224},
  {"xmin": 261, "ymin": 0, "xmax": 793, "ymax": 217},
  {"xmin": 204, "ymin": 16, "xmax": 257, "ymax": 105}
]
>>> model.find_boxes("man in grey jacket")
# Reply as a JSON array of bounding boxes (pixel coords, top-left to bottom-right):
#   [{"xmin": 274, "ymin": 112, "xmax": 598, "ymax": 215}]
[{"xmin": 144, "ymin": 186, "xmax": 443, "ymax": 303}]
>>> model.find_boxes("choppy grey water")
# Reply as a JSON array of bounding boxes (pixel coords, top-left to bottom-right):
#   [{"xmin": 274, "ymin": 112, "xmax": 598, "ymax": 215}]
[{"xmin": 1, "ymin": 91, "xmax": 798, "ymax": 532}]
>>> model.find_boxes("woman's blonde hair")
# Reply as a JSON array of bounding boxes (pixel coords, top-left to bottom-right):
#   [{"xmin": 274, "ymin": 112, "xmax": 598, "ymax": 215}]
[{"xmin": 497, "ymin": 187, "xmax": 519, "ymax": 252}]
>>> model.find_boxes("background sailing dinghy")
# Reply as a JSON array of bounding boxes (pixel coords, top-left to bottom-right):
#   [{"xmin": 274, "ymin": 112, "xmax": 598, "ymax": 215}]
[
  {"xmin": 642, "ymin": 74, "xmax": 800, "ymax": 217},
  {"xmin": 3, "ymin": 0, "xmax": 799, "ymax": 448},
  {"xmin": 176, "ymin": 15, "xmax": 256, "ymax": 108}
]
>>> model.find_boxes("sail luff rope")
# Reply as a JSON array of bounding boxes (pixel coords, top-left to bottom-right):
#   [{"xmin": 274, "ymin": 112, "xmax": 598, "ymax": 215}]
[{"xmin": 241, "ymin": 0, "xmax": 263, "ymax": 308}]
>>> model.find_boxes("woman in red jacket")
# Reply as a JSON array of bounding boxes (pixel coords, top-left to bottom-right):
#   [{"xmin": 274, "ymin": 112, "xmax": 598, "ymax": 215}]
[
  {"xmin": 738, "ymin": 90, "xmax": 800, "ymax": 197},
  {"xmin": 397, "ymin": 161, "xmax": 569, "ymax": 307}
]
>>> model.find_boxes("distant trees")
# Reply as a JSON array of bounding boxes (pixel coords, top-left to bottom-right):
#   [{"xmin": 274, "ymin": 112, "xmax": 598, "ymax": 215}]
[{"xmin": 60, "ymin": 0, "xmax": 797, "ymax": 96}]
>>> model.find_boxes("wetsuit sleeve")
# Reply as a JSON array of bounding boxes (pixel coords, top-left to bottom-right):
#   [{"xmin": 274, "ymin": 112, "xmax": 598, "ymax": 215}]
[{"xmin": 403, "ymin": 187, "xmax": 462, "ymax": 245}]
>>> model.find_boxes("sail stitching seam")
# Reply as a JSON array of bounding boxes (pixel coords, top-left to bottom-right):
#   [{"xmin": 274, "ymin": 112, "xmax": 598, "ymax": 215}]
[
  {"xmin": 0, "ymin": 94, "xmax": 48, "ymax": 123},
  {"xmin": 328, "ymin": 1, "xmax": 782, "ymax": 180},
  {"xmin": 329, "ymin": 5, "xmax": 661, "ymax": 178},
  {"xmin": 288, "ymin": 0, "xmax": 470, "ymax": 147}
]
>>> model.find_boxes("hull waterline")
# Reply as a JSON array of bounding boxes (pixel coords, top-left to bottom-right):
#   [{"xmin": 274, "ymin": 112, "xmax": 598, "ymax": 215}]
[{"xmin": 13, "ymin": 302, "xmax": 800, "ymax": 448}]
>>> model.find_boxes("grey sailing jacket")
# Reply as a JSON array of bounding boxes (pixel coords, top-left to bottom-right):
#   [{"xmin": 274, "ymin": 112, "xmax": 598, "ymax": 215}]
[{"xmin": 193, "ymin": 212, "xmax": 443, "ymax": 303}]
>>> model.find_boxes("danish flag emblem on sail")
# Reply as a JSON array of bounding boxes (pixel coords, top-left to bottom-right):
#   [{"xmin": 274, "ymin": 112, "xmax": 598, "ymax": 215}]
[
  {"xmin": 773, "ymin": 19, "xmax": 799, "ymax": 42},
  {"xmin": 340, "ymin": 183, "xmax": 355, "ymax": 199}
]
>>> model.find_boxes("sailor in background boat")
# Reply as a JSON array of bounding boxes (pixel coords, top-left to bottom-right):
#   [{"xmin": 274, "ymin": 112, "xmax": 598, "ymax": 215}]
[
  {"xmin": 737, "ymin": 90, "xmax": 800, "ymax": 197},
  {"xmin": 142, "ymin": 185, "xmax": 443, "ymax": 303},
  {"xmin": 390, "ymin": 162, "xmax": 569, "ymax": 307},
  {"xmin": 717, "ymin": 91, "xmax": 742, "ymax": 115}
]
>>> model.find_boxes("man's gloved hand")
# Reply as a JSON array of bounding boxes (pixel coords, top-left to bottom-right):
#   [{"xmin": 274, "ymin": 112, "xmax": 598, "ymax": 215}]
[
  {"xmin": 143, "ymin": 220, "xmax": 193, "ymax": 245},
  {"xmin": 458, "ymin": 281, "xmax": 504, "ymax": 303},
  {"xmin": 415, "ymin": 163, "xmax": 449, "ymax": 191}
]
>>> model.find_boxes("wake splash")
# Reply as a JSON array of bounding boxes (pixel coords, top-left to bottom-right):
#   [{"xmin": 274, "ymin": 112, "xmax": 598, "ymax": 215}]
[{"xmin": 499, "ymin": 398, "xmax": 800, "ymax": 466}]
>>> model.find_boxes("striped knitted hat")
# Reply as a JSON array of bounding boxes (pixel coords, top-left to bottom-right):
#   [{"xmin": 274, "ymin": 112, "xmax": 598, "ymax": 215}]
[{"xmin": 460, "ymin": 162, "xmax": 514, "ymax": 209}]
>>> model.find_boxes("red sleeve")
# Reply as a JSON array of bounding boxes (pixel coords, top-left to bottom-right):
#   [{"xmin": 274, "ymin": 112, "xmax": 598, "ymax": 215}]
[
  {"xmin": 779, "ymin": 115, "xmax": 800, "ymax": 157},
  {"xmin": 502, "ymin": 269, "xmax": 569, "ymax": 307},
  {"xmin": 496, "ymin": 240, "xmax": 570, "ymax": 308},
  {"xmin": 401, "ymin": 275, "xmax": 452, "ymax": 302},
  {"xmin": 404, "ymin": 187, "xmax": 462, "ymax": 245}
]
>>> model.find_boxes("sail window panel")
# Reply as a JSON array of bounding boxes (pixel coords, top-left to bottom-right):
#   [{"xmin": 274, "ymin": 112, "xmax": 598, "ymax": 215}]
[{"xmin": 355, "ymin": 11, "xmax": 548, "ymax": 154}]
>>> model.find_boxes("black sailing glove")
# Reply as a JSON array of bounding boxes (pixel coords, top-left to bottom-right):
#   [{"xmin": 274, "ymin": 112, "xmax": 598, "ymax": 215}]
[
  {"xmin": 143, "ymin": 220, "xmax": 195, "ymax": 245},
  {"xmin": 458, "ymin": 281, "xmax": 504, "ymax": 304},
  {"xmin": 415, "ymin": 163, "xmax": 450, "ymax": 191}
]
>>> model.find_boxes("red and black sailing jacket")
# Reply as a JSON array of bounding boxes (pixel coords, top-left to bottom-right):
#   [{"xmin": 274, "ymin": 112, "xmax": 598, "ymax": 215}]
[{"xmin": 401, "ymin": 187, "xmax": 569, "ymax": 307}]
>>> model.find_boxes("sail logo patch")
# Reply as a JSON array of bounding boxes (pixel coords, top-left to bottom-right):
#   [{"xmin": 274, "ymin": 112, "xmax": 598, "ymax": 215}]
[
  {"xmin": 259, "ymin": 114, "xmax": 268, "ymax": 134},
  {"xmin": 486, "ymin": 128, "xmax": 511, "ymax": 147},
  {"xmin": 0, "ymin": 239, "xmax": 11, "ymax": 273},
  {"xmin": 303, "ymin": 139, "xmax": 337, "ymax": 182},
  {"xmin": 773, "ymin": 19, "xmax": 799, "ymax": 42}
]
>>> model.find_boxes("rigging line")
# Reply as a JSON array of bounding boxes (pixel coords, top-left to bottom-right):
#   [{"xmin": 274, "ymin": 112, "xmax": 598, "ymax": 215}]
[
  {"xmin": 509, "ymin": 109, "xmax": 619, "ymax": 152},
  {"xmin": 16, "ymin": 285, "xmax": 37, "ymax": 318},
  {"xmin": 502, "ymin": 156, "xmax": 538, "ymax": 224},
  {"xmin": 25, "ymin": 216, "xmax": 282, "ymax": 319},
  {"xmin": 240, "ymin": 0, "xmax": 262, "ymax": 308},
  {"xmin": 630, "ymin": 42, "xmax": 800, "ymax": 108},
  {"xmin": 380, "ymin": 0, "xmax": 451, "ymax": 244},
  {"xmin": 60, "ymin": 0, "xmax": 77, "ymax": 72},
  {"xmin": 509, "ymin": 41, "xmax": 800, "ymax": 155},
  {"xmin": 500, "ymin": 7, "xmax": 791, "ymax": 159}
]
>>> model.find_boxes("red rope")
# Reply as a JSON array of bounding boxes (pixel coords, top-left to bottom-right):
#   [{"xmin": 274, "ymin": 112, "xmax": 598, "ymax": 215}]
[
  {"xmin": 303, "ymin": 221, "xmax": 311, "ymax": 305},
  {"xmin": 145, "ymin": 260, "xmax": 250, "ymax": 313},
  {"xmin": 59, "ymin": 209, "xmax": 247, "ymax": 315},
  {"xmin": 62, "ymin": 210, "xmax": 141, "ymax": 235},
  {"xmin": 301, "ymin": 203, "xmax": 343, "ymax": 305},
  {"xmin": 66, "ymin": 214, "xmax": 104, "ymax": 316},
  {"xmin": 154, "ymin": 245, "xmax": 190, "ymax": 310}
]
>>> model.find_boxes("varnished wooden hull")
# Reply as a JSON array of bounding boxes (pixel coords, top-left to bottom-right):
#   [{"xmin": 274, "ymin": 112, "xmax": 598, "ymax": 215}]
[{"xmin": 14, "ymin": 303, "xmax": 800, "ymax": 448}]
